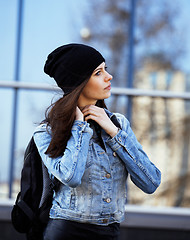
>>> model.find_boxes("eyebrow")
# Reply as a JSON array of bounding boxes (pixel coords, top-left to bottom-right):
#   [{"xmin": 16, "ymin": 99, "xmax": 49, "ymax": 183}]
[
  {"xmin": 93, "ymin": 65, "xmax": 107, "ymax": 73},
  {"xmin": 93, "ymin": 67, "xmax": 103, "ymax": 72}
]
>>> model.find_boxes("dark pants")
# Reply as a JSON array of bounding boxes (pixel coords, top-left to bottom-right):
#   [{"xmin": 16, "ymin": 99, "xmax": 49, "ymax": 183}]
[{"xmin": 44, "ymin": 219, "xmax": 120, "ymax": 240}]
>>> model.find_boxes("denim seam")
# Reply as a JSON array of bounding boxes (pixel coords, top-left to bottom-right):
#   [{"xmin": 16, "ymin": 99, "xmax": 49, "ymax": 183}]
[
  {"xmin": 65, "ymin": 124, "xmax": 88, "ymax": 183},
  {"xmin": 114, "ymin": 138, "xmax": 158, "ymax": 188}
]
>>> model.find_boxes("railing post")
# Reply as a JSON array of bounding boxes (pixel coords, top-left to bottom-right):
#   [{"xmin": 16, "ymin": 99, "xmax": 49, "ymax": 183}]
[
  {"xmin": 8, "ymin": 0, "xmax": 24, "ymax": 198},
  {"xmin": 127, "ymin": 0, "xmax": 137, "ymax": 122}
]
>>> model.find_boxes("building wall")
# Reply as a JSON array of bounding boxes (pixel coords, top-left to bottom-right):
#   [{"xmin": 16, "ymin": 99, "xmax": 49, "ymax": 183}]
[{"xmin": 128, "ymin": 71, "xmax": 190, "ymax": 207}]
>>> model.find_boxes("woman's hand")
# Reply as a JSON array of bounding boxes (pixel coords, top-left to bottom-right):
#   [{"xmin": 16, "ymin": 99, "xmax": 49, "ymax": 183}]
[
  {"xmin": 82, "ymin": 105, "xmax": 118, "ymax": 138},
  {"xmin": 76, "ymin": 107, "xmax": 84, "ymax": 121}
]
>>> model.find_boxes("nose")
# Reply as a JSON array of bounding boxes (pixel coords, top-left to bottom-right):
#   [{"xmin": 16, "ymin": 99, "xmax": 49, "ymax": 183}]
[{"xmin": 105, "ymin": 71, "xmax": 113, "ymax": 81}]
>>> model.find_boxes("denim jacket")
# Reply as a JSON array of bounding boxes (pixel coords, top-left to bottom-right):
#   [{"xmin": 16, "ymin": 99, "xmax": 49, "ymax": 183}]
[{"xmin": 33, "ymin": 109, "xmax": 161, "ymax": 225}]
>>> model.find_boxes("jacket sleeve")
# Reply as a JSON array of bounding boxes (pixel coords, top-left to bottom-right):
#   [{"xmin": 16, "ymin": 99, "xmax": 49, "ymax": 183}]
[
  {"xmin": 33, "ymin": 121, "xmax": 93, "ymax": 188},
  {"xmin": 106, "ymin": 113, "xmax": 161, "ymax": 194}
]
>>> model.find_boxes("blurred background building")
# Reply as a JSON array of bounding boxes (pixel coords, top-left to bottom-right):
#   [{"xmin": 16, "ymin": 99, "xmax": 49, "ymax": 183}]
[{"xmin": 0, "ymin": 0, "xmax": 190, "ymax": 239}]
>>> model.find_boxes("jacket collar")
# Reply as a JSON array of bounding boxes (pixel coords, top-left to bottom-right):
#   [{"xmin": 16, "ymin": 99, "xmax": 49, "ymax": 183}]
[
  {"xmin": 104, "ymin": 108, "xmax": 114, "ymax": 118},
  {"xmin": 104, "ymin": 109, "xmax": 121, "ymax": 129}
]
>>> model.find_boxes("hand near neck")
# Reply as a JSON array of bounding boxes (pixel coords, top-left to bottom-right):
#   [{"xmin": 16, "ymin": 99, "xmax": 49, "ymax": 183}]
[{"xmin": 82, "ymin": 105, "xmax": 118, "ymax": 138}]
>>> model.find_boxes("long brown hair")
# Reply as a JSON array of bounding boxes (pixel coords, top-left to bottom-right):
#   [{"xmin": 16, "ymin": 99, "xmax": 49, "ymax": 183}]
[{"xmin": 44, "ymin": 80, "xmax": 107, "ymax": 158}]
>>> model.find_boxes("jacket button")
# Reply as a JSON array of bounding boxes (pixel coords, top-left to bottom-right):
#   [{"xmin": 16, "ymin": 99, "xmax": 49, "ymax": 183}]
[
  {"xmin": 104, "ymin": 198, "xmax": 111, "ymax": 203},
  {"xmin": 113, "ymin": 152, "xmax": 117, "ymax": 157},
  {"xmin": 102, "ymin": 219, "xmax": 108, "ymax": 224},
  {"xmin": 105, "ymin": 173, "xmax": 111, "ymax": 178}
]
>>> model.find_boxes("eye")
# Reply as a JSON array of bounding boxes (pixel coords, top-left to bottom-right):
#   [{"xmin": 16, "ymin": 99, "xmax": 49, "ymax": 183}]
[{"xmin": 95, "ymin": 70, "xmax": 101, "ymax": 76}]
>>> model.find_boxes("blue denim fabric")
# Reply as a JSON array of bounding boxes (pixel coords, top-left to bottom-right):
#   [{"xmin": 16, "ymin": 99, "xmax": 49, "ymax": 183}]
[{"xmin": 33, "ymin": 109, "xmax": 161, "ymax": 226}]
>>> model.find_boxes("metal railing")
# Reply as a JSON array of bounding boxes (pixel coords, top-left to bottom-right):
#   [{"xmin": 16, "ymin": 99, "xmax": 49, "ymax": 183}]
[
  {"xmin": 1, "ymin": 80, "xmax": 190, "ymax": 99},
  {"xmin": 0, "ymin": 80, "xmax": 190, "ymax": 198}
]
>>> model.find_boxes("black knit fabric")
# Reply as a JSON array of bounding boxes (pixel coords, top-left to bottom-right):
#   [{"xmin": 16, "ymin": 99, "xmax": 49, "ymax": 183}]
[{"xmin": 44, "ymin": 43, "xmax": 105, "ymax": 94}]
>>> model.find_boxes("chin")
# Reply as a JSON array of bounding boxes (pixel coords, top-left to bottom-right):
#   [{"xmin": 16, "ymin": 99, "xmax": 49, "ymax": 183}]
[{"xmin": 105, "ymin": 92, "xmax": 111, "ymax": 99}]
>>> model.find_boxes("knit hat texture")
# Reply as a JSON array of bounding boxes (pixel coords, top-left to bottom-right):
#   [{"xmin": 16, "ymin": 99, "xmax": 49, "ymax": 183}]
[{"xmin": 44, "ymin": 43, "xmax": 105, "ymax": 94}]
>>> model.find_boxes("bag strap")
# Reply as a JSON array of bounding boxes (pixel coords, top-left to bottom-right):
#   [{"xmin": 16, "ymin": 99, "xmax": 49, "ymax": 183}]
[
  {"xmin": 16, "ymin": 192, "xmax": 36, "ymax": 221},
  {"xmin": 17, "ymin": 201, "xmax": 36, "ymax": 221}
]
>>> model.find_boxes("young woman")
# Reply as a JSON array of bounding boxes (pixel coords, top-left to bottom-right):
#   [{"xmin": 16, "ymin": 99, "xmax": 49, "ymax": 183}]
[{"xmin": 34, "ymin": 43, "xmax": 161, "ymax": 240}]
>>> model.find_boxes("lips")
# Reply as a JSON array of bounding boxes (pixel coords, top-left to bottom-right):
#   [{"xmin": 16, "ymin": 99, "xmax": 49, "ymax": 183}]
[{"xmin": 104, "ymin": 84, "xmax": 111, "ymax": 90}]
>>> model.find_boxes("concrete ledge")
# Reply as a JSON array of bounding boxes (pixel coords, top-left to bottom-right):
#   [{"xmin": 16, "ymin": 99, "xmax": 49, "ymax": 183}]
[
  {"xmin": 1, "ymin": 200, "xmax": 190, "ymax": 230},
  {"xmin": 0, "ymin": 199, "xmax": 15, "ymax": 221},
  {"xmin": 1, "ymin": 201, "xmax": 190, "ymax": 240},
  {"xmin": 124, "ymin": 205, "xmax": 190, "ymax": 230}
]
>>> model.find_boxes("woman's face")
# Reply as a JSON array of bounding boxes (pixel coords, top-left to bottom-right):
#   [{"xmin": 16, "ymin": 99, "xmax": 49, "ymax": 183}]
[{"xmin": 78, "ymin": 62, "xmax": 112, "ymax": 107}]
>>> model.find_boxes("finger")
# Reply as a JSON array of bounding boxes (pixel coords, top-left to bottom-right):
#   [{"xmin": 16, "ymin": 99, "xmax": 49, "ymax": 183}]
[
  {"xmin": 83, "ymin": 108, "xmax": 104, "ymax": 120},
  {"xmin": 83, "ymin": 111, "xmax": 97, "ymax": 121},
  {"xmin": 76, "ymin": 107, "xmax": 84, "ymax": 121},
  {"xmin": 82, "ymin": 105, "xmax": 99, "ymax": 113},
  {"xmin": 85, "ymin": 114, "xmax": 98, "ymax": 122},
  {"xmin": 82, "ymin": 106, "xmax": 98, "ymax": 117}
]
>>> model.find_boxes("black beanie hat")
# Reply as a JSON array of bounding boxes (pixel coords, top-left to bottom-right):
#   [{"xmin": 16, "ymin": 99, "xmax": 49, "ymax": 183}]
[{"xmin": 44, "ymin": 43, "xmax": 105, "ymax": 94}]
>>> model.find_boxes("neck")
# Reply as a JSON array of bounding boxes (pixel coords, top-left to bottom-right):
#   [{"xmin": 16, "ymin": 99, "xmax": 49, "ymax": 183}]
[{"xmin": 78, "ymin": 99, "xmax": 97, "ymax": 110}]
